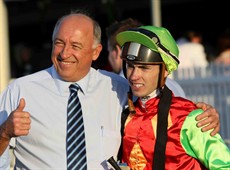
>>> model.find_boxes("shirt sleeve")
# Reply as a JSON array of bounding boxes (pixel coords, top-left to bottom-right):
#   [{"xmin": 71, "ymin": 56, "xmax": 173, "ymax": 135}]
[
  {"xmin": 180, "ymin": 109, "xmax": 230, "ymax": 169},
  {"xmin": 0, "ymin": 146, "xmax": 10, "ymax": 170},
  {"xmin": 0, "ymin": 85, "xmax": 15, "ymax": 169}
]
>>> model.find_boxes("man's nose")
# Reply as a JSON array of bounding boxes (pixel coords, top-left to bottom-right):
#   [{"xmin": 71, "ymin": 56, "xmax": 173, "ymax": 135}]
[
  {"xmin": 60, "ymin": 46, "xmax": 71, "ymax": 58},
  {"xmin": 130, "ymin": 67, "xmax": 141, "ymax": 79}
]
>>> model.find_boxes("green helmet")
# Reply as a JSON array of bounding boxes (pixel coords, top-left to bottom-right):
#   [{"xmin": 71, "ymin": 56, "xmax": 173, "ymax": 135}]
[{"xmin": 116, "ymin": 25, "xmax": 180, "ymax": 74}]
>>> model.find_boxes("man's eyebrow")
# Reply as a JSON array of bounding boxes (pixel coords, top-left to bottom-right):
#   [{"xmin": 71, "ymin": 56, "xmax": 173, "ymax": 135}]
[
  {"xmin": 137, "ymin": 65, "xmax": 149, "ymax": 68},
  {"xmin": 72, "ymin": 41, "xmax": 83, "ymax": 47},
  {"xmin": 54, "ymin": 38, "xmax": 63, "ymax": 41}
]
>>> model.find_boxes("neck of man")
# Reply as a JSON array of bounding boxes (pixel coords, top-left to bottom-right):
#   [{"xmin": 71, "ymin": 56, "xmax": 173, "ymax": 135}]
[{"xmin": 140, "ymin": 88, "xmax": 161, "ymax": 106}]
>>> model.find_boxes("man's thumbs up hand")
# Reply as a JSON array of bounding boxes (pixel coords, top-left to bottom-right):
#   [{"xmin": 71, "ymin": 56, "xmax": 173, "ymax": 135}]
[{"xmin": 2, "ymin": 98, "xmax": 31, "ymax": 140}]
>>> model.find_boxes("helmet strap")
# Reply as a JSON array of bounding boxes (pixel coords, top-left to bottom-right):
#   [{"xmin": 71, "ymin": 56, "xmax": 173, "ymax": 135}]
[
  {"xmin": 127, "ymin": 87, "xmax": 136, "ymax": 114},
  {"xmin": 158, "ymin": 63, "xmax": 167, "ymax": 89}
]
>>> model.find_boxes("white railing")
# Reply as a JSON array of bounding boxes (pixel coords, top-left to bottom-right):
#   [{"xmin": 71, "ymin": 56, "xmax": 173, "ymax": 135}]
[{"xmin": 172, "ymin": 63, "xmax": 230, "ymax": 148}]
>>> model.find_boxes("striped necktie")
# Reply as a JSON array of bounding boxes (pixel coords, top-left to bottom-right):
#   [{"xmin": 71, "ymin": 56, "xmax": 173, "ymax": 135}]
[{"xmin": 66, "ymin": 83, "xmax": 87, "ymax": 170}]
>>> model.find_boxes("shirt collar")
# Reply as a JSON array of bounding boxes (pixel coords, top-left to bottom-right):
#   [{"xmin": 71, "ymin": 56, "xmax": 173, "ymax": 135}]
[{"xmin": 51, "ymin": 65, "xmax": 90, "ymax": 96}]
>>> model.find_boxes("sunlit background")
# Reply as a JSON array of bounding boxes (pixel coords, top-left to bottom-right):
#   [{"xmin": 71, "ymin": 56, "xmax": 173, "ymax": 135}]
[{"xmin": 3, "ymin": 0, "xmax": 229, "ymax": 77}]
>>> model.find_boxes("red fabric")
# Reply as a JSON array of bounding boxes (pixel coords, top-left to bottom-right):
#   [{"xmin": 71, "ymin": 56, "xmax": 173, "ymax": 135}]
[{"xmin": 122, "ymin": 95, "xmax": 207, "ymax": 170}]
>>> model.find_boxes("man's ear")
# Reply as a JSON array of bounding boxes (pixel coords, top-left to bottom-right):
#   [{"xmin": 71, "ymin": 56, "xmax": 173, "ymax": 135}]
[
  {"xmin": 92, "ymin": 44, "xmax": 102, "ymax": 61},
  {"xmin": 164, "ymin": 69, "xmax": 169, "ymax": 78},
  {"xmin": 115, "ymin": 45, "xmax": 121, "ymax": 59}
]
